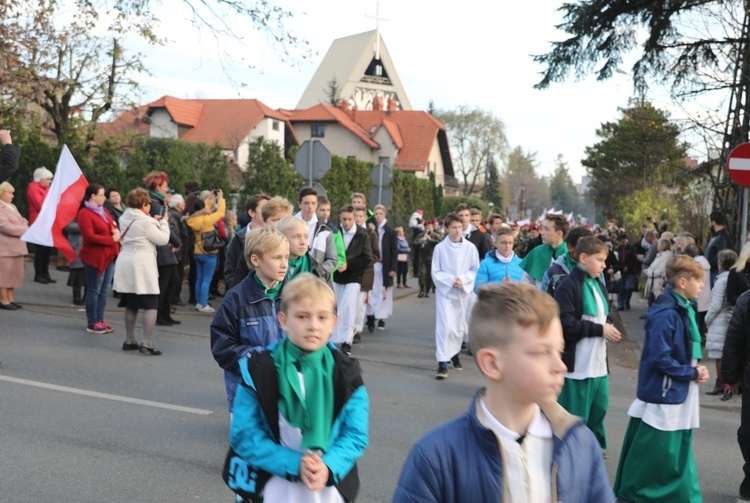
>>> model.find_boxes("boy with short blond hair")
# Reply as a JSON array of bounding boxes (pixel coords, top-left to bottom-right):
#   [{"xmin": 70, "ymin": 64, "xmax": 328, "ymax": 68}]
[
  {"xmin": 614, "ymin": 255, "xmax": 709, "ymax": 502},
  {"xmin": 276, "ymin": 215, "xmax": 313, "ymax": 282},
  {"xmin": 394, "ymin": 282, "xmax": 614, "ymax": 502},
  {"xmin": 210, "ymin": 227, "xmax": 290, "ymax": 410},
  {"xmin": 553, "ymin": 236, "xmax": 621, "ymax": 451},
  {"xmin": 224, "ymin": 274, "xmax": 369, "ymax": 502},
  {"xmin": 260, "ymin": 196, "xmax": 293, "ymax": 229}
]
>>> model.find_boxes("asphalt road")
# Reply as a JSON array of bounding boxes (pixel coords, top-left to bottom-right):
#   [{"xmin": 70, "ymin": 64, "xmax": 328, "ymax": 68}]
[{"xmin": 0, "ymin": 264, "xmax": 747, "ymax": 502}]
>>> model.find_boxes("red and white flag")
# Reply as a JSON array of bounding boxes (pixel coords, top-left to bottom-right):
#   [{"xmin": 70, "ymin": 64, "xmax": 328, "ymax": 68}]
[{"xmin": 22, "ymin": 145, "xmax": 88, "ymax": 261}]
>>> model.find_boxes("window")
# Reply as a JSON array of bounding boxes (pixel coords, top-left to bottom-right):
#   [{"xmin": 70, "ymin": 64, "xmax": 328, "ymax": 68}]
[
  {"xmin": 311, "ymin": 124, "xmax": 325, "ymax": 137},
  {"xmin": 272, "ymin": 120, "xmax": 280, "ymax": 131}
]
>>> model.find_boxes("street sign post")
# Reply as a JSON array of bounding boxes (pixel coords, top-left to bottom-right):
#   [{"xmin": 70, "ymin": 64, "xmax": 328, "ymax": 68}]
[
  {"xmin": 727, "ymin": 143, "xmax": 750, "ymax": 244},
  {"xmin": 370, "ymin": 163, "xmax": 392, "ymax": 207},
  {"xmin": 294, "ymin": 140, "xmax": 331, "ymax": 185}
]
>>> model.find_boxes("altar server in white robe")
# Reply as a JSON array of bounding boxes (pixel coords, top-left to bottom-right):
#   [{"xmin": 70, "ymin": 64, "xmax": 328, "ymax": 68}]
[
  {"xmin": 431, "ymin": 213, "xmax": 480, "ymax": 379},
  {"xmin": 332, "ymin": 205, "xmax": 373, "ymax": 356}
]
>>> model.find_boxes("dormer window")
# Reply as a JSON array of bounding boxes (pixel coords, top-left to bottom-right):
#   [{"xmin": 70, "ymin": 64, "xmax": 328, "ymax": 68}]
[{"xmin": 311, "ymin": 125, "xmax": 325, "ymax": 138}]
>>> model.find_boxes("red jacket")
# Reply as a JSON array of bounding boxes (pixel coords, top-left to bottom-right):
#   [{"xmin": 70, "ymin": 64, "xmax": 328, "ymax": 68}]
[
  {"xmin": 77, "ymin": 206, "xmax": 119, "ymax": 275},
  {"xmin": 26, "ymin": 181, "xmax": 48, "ymax": 224}
]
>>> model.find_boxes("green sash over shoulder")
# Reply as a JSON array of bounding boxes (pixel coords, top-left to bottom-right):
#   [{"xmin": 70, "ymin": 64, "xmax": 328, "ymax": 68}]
[{"xmin": 520, "ymin": 242, "xmax": 568, "ymax": 282}]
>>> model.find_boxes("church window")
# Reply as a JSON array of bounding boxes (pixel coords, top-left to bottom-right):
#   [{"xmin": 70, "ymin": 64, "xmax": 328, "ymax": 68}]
[{"xmin": 311, "ymin": 125, "xmax": 325, "ymax": 137}]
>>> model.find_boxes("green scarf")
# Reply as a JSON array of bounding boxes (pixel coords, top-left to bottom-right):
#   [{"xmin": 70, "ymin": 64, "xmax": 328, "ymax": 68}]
[
  {"xmin": 674, "ymin": 292, "xmax": 703, "ymax": 360},
  {"xmin": 147, "ymin": 189, "xmax": 165, "ymax": 203},
  {"xmin": 253, "ymin": 273, "xmax": 282, "ymax": 300},
  {"xmin": 274, "ymin": 338, "xmax": 335, "ymax": 451},
  {"xmin": 562, "ymin": 252, "xmax": 576, "ymax": 274},
  {"xmin": 287, "ymin": 253, "xmax": 313, "ymax": 282},
  {"xmin": 520, "ymin": 242, "xmax": 568, "ymax": 281},
  {"xmin": 579, "ymin": 266, "xmax": 609, "ymax": 317}
]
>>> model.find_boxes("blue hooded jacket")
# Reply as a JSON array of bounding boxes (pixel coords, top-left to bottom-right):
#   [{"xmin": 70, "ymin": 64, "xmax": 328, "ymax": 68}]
[
  {"xmin": 637, "ymin": 287, "xmax": 700, "ymax": 404},
  {"xmin": 474, "ymin": 250, "xmax": 523, "ymax": 291}
]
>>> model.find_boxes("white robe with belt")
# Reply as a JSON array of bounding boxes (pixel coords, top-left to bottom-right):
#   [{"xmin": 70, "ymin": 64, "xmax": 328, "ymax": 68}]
[{"xmin": 431, "ymin": 238, "xmax": 479, "ymax": 362}]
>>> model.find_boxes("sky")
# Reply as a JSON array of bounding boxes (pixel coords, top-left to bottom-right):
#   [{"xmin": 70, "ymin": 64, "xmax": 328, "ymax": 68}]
[{"xmin": 115, "ymin": 0, "xmax": 717, "ymax": 183}]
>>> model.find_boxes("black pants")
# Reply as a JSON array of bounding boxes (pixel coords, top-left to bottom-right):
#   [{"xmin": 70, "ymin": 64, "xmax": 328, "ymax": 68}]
[
  {"xmin": 188, "ymin": 254, "xmax": 197, "ymax": 304},
  {"xmin": 397, "ymin": 261, "xmax": 409, "ymax": 286},
  {"xmin": 34, "ymin": 245, "xmax": 54, "ymax": 279},
  {"xmin": 740, "ymin": 386, "xmax": 750, "ymax": 482},
  {"xmin": 157, "ymin": 264, "xmax": 180, "ymax": 320},
  {"xmin": 173, "ymin": 258, "xmax": 186, "ymax": 303}
]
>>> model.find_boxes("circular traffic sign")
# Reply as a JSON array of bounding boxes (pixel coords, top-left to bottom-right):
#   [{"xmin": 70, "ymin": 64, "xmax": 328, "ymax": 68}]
[{"xmin": 727, "ymin": 142, "xmax": 750, "ymax": 187}]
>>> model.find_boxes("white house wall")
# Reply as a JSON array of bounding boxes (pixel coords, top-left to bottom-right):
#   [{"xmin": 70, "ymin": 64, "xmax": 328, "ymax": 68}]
[
  {"xmin": 294, "ymin": 124, "xmax": 376, "ymax": 162},
  {"xmin": 149, "ymin": 109, "xmax": 178, "ymax": 139}
]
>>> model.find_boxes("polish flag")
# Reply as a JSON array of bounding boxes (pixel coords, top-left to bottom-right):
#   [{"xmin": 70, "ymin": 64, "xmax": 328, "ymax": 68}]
[{"xmin": 22, "ymin": 145, "xmax": 88, "ymax": 261}]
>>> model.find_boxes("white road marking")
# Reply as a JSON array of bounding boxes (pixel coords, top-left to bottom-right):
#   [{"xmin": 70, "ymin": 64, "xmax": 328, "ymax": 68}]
[{"xmin": 0, "ymin": 375, "xmax": 213, "ymax": 415}]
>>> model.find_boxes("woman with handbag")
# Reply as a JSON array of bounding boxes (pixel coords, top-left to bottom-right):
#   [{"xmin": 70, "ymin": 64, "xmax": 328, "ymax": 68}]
[
  {"xmin": 113, "ymin": 188, "xmax": 170, "ymax": 355},
  {"xmin": 185, "ymin": 189, "xmax": 226, "ymax": 313},
  {"xmin": 77, "ymin": 183, "xmax": 120, "ymax": 334}
]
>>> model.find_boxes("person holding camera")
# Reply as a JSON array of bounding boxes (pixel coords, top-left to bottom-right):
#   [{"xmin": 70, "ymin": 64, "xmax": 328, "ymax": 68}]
[
  {"xmin": 186, "ymin": 188, "xmax": 226, "ymax": 313},
  {"xmin": 145, "ymin": 172, "xmax": 183, "ymax": 326}
]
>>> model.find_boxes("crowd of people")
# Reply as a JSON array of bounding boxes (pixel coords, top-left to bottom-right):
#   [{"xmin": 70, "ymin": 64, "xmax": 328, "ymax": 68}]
[{"xmin": 7, "ymin": 125, "xmax": 750, "ymax": 501}]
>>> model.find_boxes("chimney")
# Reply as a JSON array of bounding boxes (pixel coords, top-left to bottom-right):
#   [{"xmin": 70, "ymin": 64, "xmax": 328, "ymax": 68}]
[
  {"xmin": 351, "ymin": 105, "xmax": 358, "ymax": 123},
  {"xmin": 372, "ymin": 96, "xmax": 383, "ymax": 111}
]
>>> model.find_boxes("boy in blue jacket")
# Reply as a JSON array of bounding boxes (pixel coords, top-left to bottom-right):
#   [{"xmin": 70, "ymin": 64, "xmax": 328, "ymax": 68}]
[
  {"xmin": 474, "ymin": 226, "xmax": 524, "ymax": 290},
  {"xmin": 210, "ymin": 227, "xmax": 289, "ymax": 411},
  {"xmin": 553, "ymin": 236, "xmax": 621, "ymax": 450},
  {"xmin": 393, "ymin": 282, "xmax": 614, "ymax": 503},
  {"xmin": 614, "ymin": 255, "xmax": 710, "ymax": 502},
  {"xmin": 224, "ymin": 274, "xmax": 369, "ymax": 502}
]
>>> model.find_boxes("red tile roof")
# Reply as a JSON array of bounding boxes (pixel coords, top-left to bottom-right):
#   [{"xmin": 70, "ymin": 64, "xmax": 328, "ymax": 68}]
[
  {"xmin": 100, "ymin": 96, "xmax": 290, "ymax": 149},
  {"xmin": 281, "ymin": 105, "xmax": 379, "ymax": 148}
]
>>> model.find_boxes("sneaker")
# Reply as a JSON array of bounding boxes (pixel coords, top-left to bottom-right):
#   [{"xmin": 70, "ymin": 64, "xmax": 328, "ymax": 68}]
[
  {"xmin": 451, "ymin": 355, "xmax": 463, "ymax": 371},
  {"xmin": 435, "ymin": 366, "xmax": 448, "ymax": 380},
  {"xmin": 377, "ymin": 320, "xmax": 385, "ymax": 331},
  {"xmin": 195, "ymin": 303, "xmax": 202, "ymax": 311},
  {"xmin": 197, "ymin": 304, "xmax": 216, "ymax": 313},
  {"xmin": 86, "ymin": 322, "xmax": 107, "ymax": 334},
  {"xmin": 102, "ymin": 322, "xmax": 115, "ymax": 333},
  {"xmin": 353, "ymin": 332, "xmax": 362, "ymax": 344},
  {"xmin": 341, "ymin": 343, "xmax": 352, "ymax": 356}
]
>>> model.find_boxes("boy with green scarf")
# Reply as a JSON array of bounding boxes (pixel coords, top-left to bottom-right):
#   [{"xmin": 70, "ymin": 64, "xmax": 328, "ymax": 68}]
[
  {"xmin": 225, "ymin": 274, "xmax": 369, "ymax": 502},
  {"xmin": 276, "ymin": 216, "xmax": 314, "ymax": 282},
  {"xmin": 520, "ymin": 213, "xmax": 570, "ymax": 290},
  {"xmin": 553, "ymin": 236, "xmax": 621, "ymax": 451},
  {"xmin": 614, "ymin": 256, "xmax": 709, "ymax": 502}
]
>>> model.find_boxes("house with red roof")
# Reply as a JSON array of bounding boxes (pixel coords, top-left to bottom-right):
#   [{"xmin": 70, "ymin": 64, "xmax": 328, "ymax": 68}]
[
  {"xmin": 100, "ymin": 96, "xmax": 293, "ymax": 170},
  {"xmin": 282, "ymin": 100, "xmax": 458, "ymax": 192}
]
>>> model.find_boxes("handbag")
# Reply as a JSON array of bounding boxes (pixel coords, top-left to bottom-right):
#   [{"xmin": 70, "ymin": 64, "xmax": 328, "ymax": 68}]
[{"xmin": 202, "ymin": 227, "xmax": 226, "ymax": 252}]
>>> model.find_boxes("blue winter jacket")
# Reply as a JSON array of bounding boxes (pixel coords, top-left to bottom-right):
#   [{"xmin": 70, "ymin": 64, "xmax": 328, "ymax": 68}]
[
  {"xmin": 637, "ymin": 287, "xmax": 700, "ymax": 404},
  {"xmin": 210, "ymin": 271, "xmax": 286, "ymax": 410},
  {"xmin": 393, "ymin": 389, "xmax": 615, "ymax": 503},
  {"xmin": 226, "ymin": 341, "xmax": 369, "ymax": 502},
  {"xmin": 474, "ymin": 250, "xmax": 523, "ymax": 291}
]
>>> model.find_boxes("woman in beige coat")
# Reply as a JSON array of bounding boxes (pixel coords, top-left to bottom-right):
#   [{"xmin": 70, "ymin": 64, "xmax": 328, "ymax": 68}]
[
  {"xmin": 0, "ymin": 182, "xmax": 29, "ymax": 310},
  {"xmin": 643, "ymin": 237, "xmax": 674, "ymax": 300},
  {"xmin": 113, "ymin": 188, "xmax": 170, "ymax": 355}
]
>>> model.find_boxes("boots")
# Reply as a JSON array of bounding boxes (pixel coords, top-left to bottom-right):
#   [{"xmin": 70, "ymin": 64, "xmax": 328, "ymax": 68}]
[{"xmin": 72, "ymin": 288, "xmax": 84, "ymax": 306}]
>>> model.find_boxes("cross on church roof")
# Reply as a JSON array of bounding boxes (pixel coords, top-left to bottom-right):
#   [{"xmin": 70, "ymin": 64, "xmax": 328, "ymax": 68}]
[{"xmin": 365, "ymin": 2, "xmax": 390, "ymax": 60}]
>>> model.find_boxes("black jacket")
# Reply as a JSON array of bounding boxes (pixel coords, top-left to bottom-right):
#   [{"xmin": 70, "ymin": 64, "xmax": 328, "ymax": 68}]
[
  {"xmin": 466, "ymin": 227, "xmax": 493, "ymax": 261},
  {"xmin": 727, "ymin": 268, "xmax": 750, "ymax": 309},
  {"xmin": 615, "ymin": 243, "xmax": 640, "ymax": 276},
  {"xmin": 168, "ymin": 206, "xmax": 190, "ymax": 263},
  {"xmin": 149, "ymin": 195, "xmax": 181, "ymax": 267},
  {"xmin": 553, "ymin": 266, "xmax": 613, "ymax": 372},
  {"xmin": 333, "ymin": 226, "xmax": 374, "ymax": 285},
  {"xmin": 721, "ymin": 290, "xmax": 750, "ymax": 390},
  {"xmin": 706, "ymin": 228, "xmax": 730, "ymax": 272},
  {"xmin": 224, "ymin": 226, "xmax": 251, "ymax": 291},
  {"xmin": 378, "ymin": 222, "xmax": 398, "ymax": 288},
  {"xmin": 0, "ymin": 143, "xmax": 20, "ymax": 183}
]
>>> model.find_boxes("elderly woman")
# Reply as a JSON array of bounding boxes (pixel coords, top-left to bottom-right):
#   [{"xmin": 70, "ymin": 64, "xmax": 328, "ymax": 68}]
[
  {"xmin": 0, "ymin": 182, "xmax": 29, "ymax": 310},
  {"xmin": 27, "ymin": 166, "xmax": 55, "ymax": 284},
  {"xmin": 77, "ymin": 183, "xmax": 120, "ymax": 334},
  {"xmin": 643, "ymin": 236, "xmax": 674, "ymax": 301},
  {"xmin": 113, "ymin": 188, "xmax": 170, "ymax": 355}
]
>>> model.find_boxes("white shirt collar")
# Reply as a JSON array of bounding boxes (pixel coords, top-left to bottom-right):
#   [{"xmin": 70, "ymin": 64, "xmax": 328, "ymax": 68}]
[{"xmin": 480, "ymin": 398, "xmax": 552, "ymax": 443}]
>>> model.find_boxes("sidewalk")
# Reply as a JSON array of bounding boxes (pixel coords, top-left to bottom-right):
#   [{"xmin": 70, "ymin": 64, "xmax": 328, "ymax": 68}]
[{"xmin": 609, "ymin": 288, "xmax": 741, "ymax": 414}]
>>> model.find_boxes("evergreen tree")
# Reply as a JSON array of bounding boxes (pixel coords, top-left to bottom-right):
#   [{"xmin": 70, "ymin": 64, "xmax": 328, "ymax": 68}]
[
  {"xmin": 484, "ymin": 157, "xmax": 503, "ymax": 210},
  {"xmin": 582, "ymin": 99, "xmax": 688, "ymax": 212},
  {"xmin": 549, "ymin": 154, "xmax": 579, "ymax": 213},
  {"xmin": 504, "ymin": 147, "xmax": 550, "ymax": 219},
  {"xmin": 325, "ymin": 77, "xmax": 341, "ymax": 106}
]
